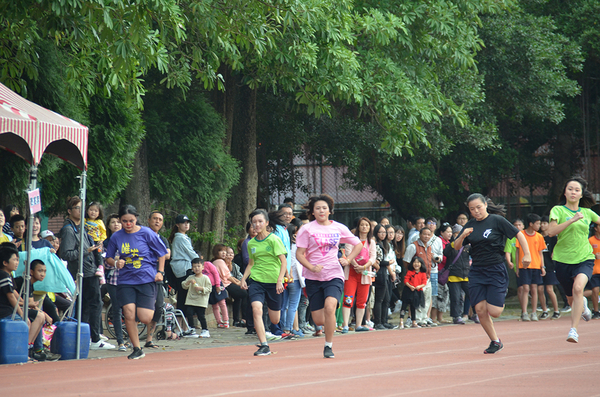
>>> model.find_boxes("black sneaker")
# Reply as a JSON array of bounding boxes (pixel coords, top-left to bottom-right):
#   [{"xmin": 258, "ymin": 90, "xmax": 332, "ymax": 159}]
[
  {"xmin": 324, "ymin": 346, "xmax": 335, "ymax": 358},
  {"xmin": 551, "ymin": 311, "xmax": 561, "ymax": 320},
  {"xmin": 254, "ymin": 345, "xmax": 271, "ymax": 356},
  {"xmin": 30, "ymin": 350, "xmax": 47, "ymax": 362},
  {"xmin": 592, "ymin": 311, "xmax": 600, "ymax": 320},
  {"xmin": 44, "ymin": 350, "xmax": 61, "ymax": 361},
  {"xmin": 245, "ymin": 328, "xmax": 257, "ymax": 335},
  {"xmin": 127, "ymin": 347, "xmax": 145, "ymax": 360},
  {"xmin": 484, "ymin": 340, "xmax": 503, "ymax": 354},
  {"xmin": 383, "ymin": 323, "xmax": 394, "ymax": 329},
  {"xmin": 539, "ymin": 311, "xmax": 549, "ymax": 320}
]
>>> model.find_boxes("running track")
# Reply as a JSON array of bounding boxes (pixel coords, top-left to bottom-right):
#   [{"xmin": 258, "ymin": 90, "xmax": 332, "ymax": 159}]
[{"xmin": 3, "ymin": 316, "xmax": 599, "ymax": 396}]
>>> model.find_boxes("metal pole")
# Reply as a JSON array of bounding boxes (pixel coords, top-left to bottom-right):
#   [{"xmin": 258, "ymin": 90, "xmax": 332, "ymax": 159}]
[
  {"xmin": 23, "ymin": 165, "xmax": 37, "ymax": 328},
  {"xmin": 76, "ymin": 171, "xmax": 87, "ymax": 359}
]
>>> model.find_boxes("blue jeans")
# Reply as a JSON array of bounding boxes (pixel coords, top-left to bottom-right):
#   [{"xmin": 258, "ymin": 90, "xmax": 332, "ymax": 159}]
[{"xmin": 280, "ymin": 280, "xmax": 302, "ymax": 331}]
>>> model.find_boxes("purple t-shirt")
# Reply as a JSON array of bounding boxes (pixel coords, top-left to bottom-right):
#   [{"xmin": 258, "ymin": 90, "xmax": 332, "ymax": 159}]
[
  {"xmin": 296, "ymin": 220, "xmax": 360, "ymax": 282},
  {"xmin": 105, "ymin": 226, "xmax": 168, "ymax": 285}
]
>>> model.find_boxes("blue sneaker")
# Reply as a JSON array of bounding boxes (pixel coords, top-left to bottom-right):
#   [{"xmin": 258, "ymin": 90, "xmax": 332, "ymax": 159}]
[
  {"xmin": 291, "ymin": 329, "xmax": 304, "ymax": 337},
  {"xmin": 341, "ymin": 326, "xmax": 349, "ymax": 334}
]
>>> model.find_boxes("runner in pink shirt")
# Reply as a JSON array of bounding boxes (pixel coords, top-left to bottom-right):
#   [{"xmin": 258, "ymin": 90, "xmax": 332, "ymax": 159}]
[{"xmin": 295, "ymin": 194, "xmax": 363, "ymax": 358}]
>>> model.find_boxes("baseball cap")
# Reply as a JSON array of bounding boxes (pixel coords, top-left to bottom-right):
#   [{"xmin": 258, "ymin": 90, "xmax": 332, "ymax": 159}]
[
  {"xmin": 175, "ymin": 214, "xmax": 190, "ymax": 224},
  {"xmin": 40, "ymin": 230, "xmax": 55, "ymax": 239}
]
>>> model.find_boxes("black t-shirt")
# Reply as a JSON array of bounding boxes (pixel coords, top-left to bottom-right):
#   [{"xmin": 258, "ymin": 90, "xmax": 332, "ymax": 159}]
[
  {"xmin": 0, "ymin": 269, "xmax": 16, "ymax": 318},
  {"xmin": 543, "ymin": 235, "xmax": 557, "ymax": 271},
  {"xmin": 459, "ymin": 214, "xmax": 519, "ymax": 267}
]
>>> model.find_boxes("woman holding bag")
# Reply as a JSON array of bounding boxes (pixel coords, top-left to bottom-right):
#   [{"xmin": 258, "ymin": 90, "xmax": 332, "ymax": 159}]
[{"xmin": 341, "ymin": 218, "xmax": 376, "ymax": 333}]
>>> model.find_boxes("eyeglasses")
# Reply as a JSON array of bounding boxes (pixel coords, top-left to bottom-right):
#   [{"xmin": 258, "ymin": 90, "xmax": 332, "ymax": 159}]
[{"xmin": 427, "ymin": 222, "xmax": 437, "ymax": 226}]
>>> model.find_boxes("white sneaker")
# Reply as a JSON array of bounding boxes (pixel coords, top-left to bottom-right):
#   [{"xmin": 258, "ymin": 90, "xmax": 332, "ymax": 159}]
[
  {"xmin": 567, "ymin": 328, "xmax": 578, "ymax": 343},
  {"xmin": 530, "ymin": 313, "xmax": 538, "ymax": 321},
  {"xmin": 265, "ymin": 332, "xmax": 281, "ymax": 341},
  {"xmin": 182, "ymin": 329, "xmax": 200, "ymax": 338},
  {"xmin": 90, "ymin": 341, "xmax": 115, "ymax": 350},
  {"xmin": 388, "ymin": 308, "xmax": 393, "ymax": 316},
  {"xmin": 200, "ymin": 329, "xmax": 210, "ymax": 338},
  {"xmin": 582, "ymin": 297, "xmax": 592, "ymax": 321},
  {"xmin": 366, "ymin": 320, "xmax": 374, "ymax": 328},
  {"xmin": 99, "ymin": 334, "xmax": 109, "ymax": 341}
]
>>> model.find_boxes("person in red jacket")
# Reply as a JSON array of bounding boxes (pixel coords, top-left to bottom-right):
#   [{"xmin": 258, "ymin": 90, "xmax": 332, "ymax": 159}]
[{"xmin": 400, "ymin": 257, "xmax": 427, "ymax": 328}]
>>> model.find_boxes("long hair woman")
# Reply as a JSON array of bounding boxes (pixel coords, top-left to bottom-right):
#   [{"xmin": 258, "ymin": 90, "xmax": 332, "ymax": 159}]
[
  {"xmin": 454, "ymin": 194, "xmax": 531, "ymax": 354},
  {"xmin": 547, "ymin": 177, "xmax": 599, "ymax": 343}
]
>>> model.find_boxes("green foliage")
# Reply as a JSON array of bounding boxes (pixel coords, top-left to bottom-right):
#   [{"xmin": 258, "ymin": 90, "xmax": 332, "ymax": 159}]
[{"xmin": 144, "ymin": 78, "xmax": 241, "ymax": 214}]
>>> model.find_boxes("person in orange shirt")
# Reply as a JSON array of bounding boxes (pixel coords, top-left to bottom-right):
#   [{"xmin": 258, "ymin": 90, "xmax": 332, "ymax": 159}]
[
  {"xmin": 516, "ymin": 214, "xmax": 546, "ymax": 321},
  {"xmin": 586, "ymin": 223, "xmax": 600, "ymax": 319}
]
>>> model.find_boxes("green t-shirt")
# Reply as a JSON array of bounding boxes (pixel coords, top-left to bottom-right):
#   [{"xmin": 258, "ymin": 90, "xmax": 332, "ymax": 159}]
[
  {"xmin": 248, "ymin": 233, "xmax": 287, "ymax": 283},
  {"xmin": 550, "ymin": 205, "xmax": 599, "ymax": 264},
  {"xmin": 504, "ymin": 237, "xmax": 517, "ymax": 272}
]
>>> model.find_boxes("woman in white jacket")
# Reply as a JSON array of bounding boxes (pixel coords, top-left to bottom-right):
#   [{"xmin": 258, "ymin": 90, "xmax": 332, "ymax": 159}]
[{"xmin": 342, "ymin": 217, "xmax": 377, "ymax": 332}]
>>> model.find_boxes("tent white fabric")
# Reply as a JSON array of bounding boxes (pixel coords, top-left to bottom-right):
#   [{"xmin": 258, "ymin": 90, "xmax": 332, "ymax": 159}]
[{"xmin": 0, "ymin": 82, "xmax": 89, "ymax": 359}]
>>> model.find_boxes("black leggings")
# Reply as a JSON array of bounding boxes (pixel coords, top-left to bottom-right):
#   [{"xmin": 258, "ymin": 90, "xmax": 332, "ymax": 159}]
[
  {"xmin": 373, "ymin": 283, "xmax": 390, "ymax": 325},
  {"xmin": 187, "ymin": 306, "xmax": 207, "ymax": 330},
  {"xmin": 226, "ymin": 283, "xmax": 248, "ymax": 322}
]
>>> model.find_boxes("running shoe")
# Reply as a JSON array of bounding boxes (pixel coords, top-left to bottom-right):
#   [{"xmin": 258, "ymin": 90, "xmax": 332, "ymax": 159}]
[
  {"xmin": 536, "ymin": 306, "xmax": 542, "ymax": 312},
  {"xmin": 561, "ymin": 305, "xmax": 572, "ymax": 313},
  {"xmin": 99, "ymin": 334, "xmax": 109, "ymax": 341},
  {"xmin": 90, "ymin": 341, "xmax": 116, "ymax": 350},
  {"xmin": 355, "ymin": 326, "xmax": 369, "ymax": 332},
  {"xmin": 521, "ymin": 313, "xmax": 530, "ymax": 322},
  {"xmin": 366, "ymin": 320, "xmax": 375, "ymax": 328},
  {"xmin": 341, "ymin": 326, "xmax": 349, "ymax": 334},
  {"xmin": 266, "ymin": 332, "xmax": 282, "ymax": 341},
  {"xmin": 383, "ymin": 323, "xmax": 395, "ymax": 329},
  {"xmin": 539, "ymin": 311, "xmax": 549, "ymax": 320},
  {"xmin": 374, "ymin": 324, "xmax": 385, "ymax": 330},
  {"xmin": 43, "ymin": 350, "xmax": 61, "ymax": 361},
  {"xmin": 470, "ymin": 314, "xmax": 480, "ymax": 324},
  {"xmin": 127, "ymin": 347, "xmax": 145, "ymax": 360},
  {"xmin": 567, "ymin": 328, "xmax": 578, "ymax": 343},
  {"xmin": 426, "ymin": 318, "xmax": 436, "ymax": 326},
  {"xmin": 182, "ymin": 329, "xmax": 199, "ymax": 338},
  {"xmin": 200, "ymin": 329, "xmax": 210, "ymax": 338},
  {"xmin": 29, "ymin": 350, "xmax": 47, "ymax": 361},
  {"xmin": 453, "ymin": 317, "xmax": 466, "ymax": 325},
  {"xmin": 530, "ymin": 313, "xmax": 538, "ymax": 321},
  {"xmin": 405, "ymin": 318, "xmax": 412, "ymax": 328},
  {"xmin": 551, "ymin": 311, "xmax": 561, "ymax": 320},
  {"xmin": 323, "ymin": 346, "xmax": 335, "ymax": 358},
  {"xmin": 118, "ymin": 344, "xmax": 128, "ymax": 352},
  {"xmin": 245, "ymin": 328, "xmax": 257, "ymax": 335},
  {"xmin": 484, "ymin": 340, "xmax": 503, "ymax": 354},
  {"xmin": 254, "ymin": 345, "xmax": 271, "ymax": 356},
  {"xmin": 291, "ymin": 329, "xmax": 304, "ymax": 337},
  {"xmin": 582, "ymin": 297, "xmax": 592, "ymax": 321},
  {"xmin": 592, "ymin": 311, "xmax": 600, "ymax": 320}
]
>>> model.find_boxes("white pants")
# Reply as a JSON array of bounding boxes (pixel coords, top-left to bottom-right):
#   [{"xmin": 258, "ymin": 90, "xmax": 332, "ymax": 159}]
[{"xmin": 416, "ymin": 279, "xmax": 432, "ymax": 323}]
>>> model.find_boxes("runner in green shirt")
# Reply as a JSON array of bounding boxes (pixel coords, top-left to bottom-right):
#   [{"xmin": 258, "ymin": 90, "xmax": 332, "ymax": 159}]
[{"xmin": 548, "ymin": 177, "xmax": 600, "ymax": 343}]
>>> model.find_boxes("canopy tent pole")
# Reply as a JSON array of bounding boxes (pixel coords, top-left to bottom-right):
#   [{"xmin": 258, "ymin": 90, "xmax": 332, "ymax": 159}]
[
  {"xmin": 76, "ymin": 171, "xmax": 87, "ymax": 359},
  {"xmin": 22, "ymin": 165, "xmax": 38, "ymax": 330}
]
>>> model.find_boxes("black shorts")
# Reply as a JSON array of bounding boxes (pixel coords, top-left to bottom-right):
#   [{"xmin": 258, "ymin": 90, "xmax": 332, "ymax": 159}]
[
  {"xmin": 468, "ymin": 263, "xmax": 508, "ymax": 308},
  {"xmin": 248, "ymin": 279, "xmax": 282, "ymax": 311},
  {"xmin": 555, "ymin": 260, "xmax": 594, "ymax": 297},
  {"xmin": 518, "ymin": 268, "xmax": 543, "ymax": 286},
  {"xmin": 117, "ymin": 282, "xmax": 157, "ymax": 310},
  {"xmin": 305, "ymin": 278, "xmax": 344, "ymax": 311},
  {"xmin": 542, "ymin": 269, "xmax": 560, "ymax": 286},
  {"xmin": 587, "ymin": 274, "xmax": 600, "ymax": 289}
]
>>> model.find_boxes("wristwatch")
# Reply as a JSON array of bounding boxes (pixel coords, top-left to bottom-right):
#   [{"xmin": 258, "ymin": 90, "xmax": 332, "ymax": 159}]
[{"xmin": 158, "ymin": 271, "xmax": 165, "ymax": 276}]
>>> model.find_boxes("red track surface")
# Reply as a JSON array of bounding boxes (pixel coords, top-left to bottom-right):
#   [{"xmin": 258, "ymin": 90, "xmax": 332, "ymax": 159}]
[{"xmin": 3, "ymin": 316, "xmax": 599, "ymax": 396}]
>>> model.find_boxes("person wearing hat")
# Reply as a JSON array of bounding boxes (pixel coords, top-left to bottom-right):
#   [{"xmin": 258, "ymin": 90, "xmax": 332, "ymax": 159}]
[{"xmin": 168, "ymin": 214, "xmax": 200, "ymax": 333}]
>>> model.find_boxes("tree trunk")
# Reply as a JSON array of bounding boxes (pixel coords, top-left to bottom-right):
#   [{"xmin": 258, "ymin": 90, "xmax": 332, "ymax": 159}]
[
  {"xmin": 122, "ymin": 139, "xmax": 152, "ymax": 222},
  {"xmin": 228, "ymin": 80, "xmax": 258, "ymax": 232},
  {"xmin": 198, "ymin": 66, "xmax": 237, "ymax": 255}
]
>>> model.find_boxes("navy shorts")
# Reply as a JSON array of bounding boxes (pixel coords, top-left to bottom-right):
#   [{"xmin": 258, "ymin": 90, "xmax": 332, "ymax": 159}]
[
  {"xmin": 542, "ymin": 269, "xmax": 560, "ymax": 286},
  {"xmin": 468, "ymin": 263, "xmax": 509, "ymax": 308},
  {"xmin": 117, "ymin": 282, "xmax": 157, "ymax": 310},
  {"xmin": 305, "ymin": 278, "xmax": 344, "ymax": 311},
  {"xmin": 555, "ymin": 260, "xmax": 593, "ymax": 297},
  {"xmin": 518, "ymin": 268, "xmax": 543, "ymax": 286},
  {"xmin": 248, "ymin": 279, "xmax": 282, "ymax": 311},
  {"xmin": 587, "ymin": 274, "xmax": 600, "ymax": 289}
]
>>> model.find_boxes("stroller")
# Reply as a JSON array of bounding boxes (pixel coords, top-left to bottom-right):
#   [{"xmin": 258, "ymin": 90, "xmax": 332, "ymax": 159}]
[{"xmin": 154, "ymin": 283, "xmax": 196, "ymax": 340}]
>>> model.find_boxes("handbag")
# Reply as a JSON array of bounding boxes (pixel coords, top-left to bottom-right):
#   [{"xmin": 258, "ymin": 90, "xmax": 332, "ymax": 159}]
[
  {"xmin": 438, "ymin": 247, "xmax": 463, "ymax": 286},
  {"xmin": 354, "ymin": 244, "xmax": 370, "ymax": 267},
  {"xmin": 208, "ymin": 282, "xmax": 229, "ymax": 304}
]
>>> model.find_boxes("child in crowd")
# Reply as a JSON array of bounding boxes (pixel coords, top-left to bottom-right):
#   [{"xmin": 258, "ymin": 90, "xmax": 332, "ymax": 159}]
[
  {"xmin": 515, "ymin": 214, "xmax": 546, "ymax": 321},
  {"xmin": 539, "ymin": 216, "xmax": 561, "ymax": 319},
  {"xmin": 400, "ymin": 257, "xmax": 427, "ymax": 328},
  {"xmin": 85, "ymin": 202, "xmax": 106, "ymax": 280},
  {"xmin": 587, "ymin": 223, "xmax": 600, "ymax": 319},
  {"xmin": 182, "ymin": 258, "xmax": 212, "ymax": 338}
]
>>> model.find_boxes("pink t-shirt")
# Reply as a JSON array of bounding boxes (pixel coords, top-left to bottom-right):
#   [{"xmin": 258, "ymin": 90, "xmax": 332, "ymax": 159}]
[{"xmin": 296, "ymin": 220, "xmax": 361, "ymax": 282}]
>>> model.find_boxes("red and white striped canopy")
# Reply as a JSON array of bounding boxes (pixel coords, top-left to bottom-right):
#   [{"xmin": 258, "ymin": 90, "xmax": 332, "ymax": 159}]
[{"xmin": 0, "ymin": 82, "xmax": 88, "ymax": 169}]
